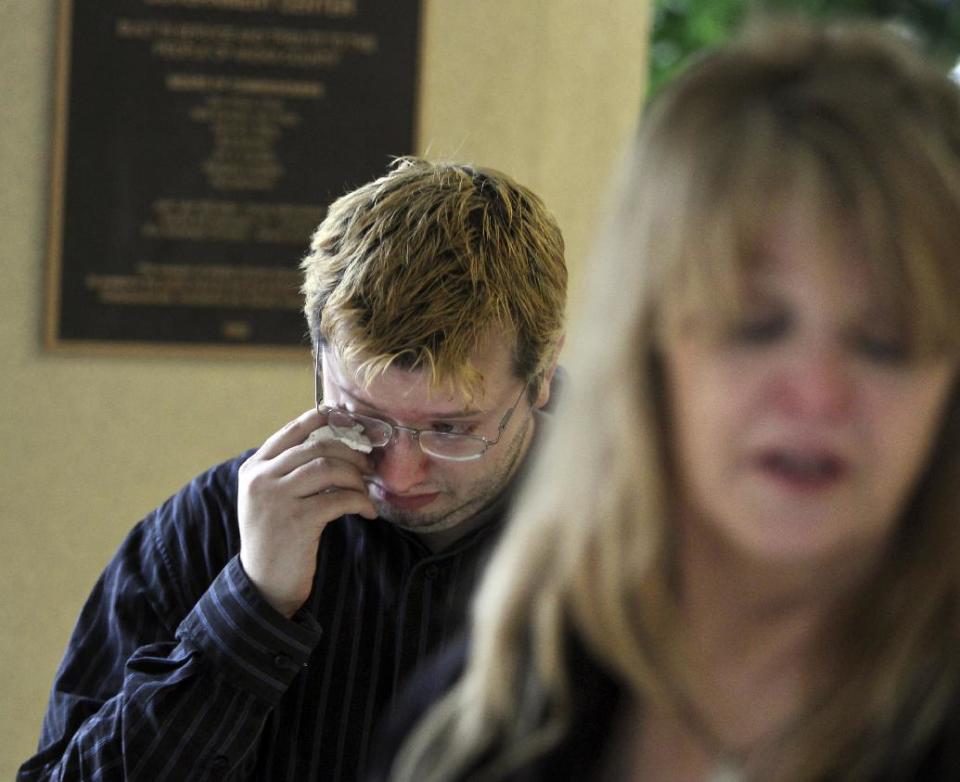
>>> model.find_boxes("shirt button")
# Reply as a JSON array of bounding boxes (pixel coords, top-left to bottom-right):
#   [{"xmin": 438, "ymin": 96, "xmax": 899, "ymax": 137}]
[
  {"xmin": 273, "ymin": 654, "xmax": 290, "ymax": 669},
  {"xmin": 424, "ymin": 565, "xmax": 440, "ymax": 580},
  {"xmin": 210, "ymin": 755, "xmax": 229, "ymax": 769}
]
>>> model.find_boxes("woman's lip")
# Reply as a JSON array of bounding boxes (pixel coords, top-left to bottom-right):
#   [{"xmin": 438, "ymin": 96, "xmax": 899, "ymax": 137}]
[{"xmin": 751, "ymin": 450, "xmax": 849, "ymax": 492}]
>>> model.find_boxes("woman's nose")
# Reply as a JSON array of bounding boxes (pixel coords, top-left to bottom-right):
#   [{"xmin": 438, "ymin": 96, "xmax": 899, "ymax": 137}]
[{"xmin": 776, "ymin": 344, "xmax": 855, "ymax": 421}]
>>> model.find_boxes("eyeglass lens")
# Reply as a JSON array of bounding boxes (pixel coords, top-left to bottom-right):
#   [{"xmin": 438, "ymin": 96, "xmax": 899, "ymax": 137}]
[{"xmin": 326, "ymin": 410, "xmax": 487, "ymax": 460}]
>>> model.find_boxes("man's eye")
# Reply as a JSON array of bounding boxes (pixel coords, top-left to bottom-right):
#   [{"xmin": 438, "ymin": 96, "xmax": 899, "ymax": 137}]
[
  {"xmin": 432, "ymin": 422, "xmax": 474, "ymax": 436},
  {"xmin": 328, "ymin": 410, "xmax": 358, "ymax": 427}
]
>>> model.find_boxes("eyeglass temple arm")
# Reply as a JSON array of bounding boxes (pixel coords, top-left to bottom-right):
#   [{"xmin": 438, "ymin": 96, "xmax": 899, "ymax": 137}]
[{"xmin": 496, "ymin": 379, "xmax": 533, "ymax": 434}]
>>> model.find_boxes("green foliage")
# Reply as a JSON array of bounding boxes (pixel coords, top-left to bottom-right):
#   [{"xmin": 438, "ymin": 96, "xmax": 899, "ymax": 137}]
[{"xmin": 649, "ymin": 0, "xmax": 960, "ymax": 96}]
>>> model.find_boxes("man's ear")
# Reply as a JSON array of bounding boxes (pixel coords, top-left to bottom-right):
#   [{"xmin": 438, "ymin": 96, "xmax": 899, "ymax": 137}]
[{"xmin": 534, "ymin": 335, "xmax": 565, "ymax": 410}]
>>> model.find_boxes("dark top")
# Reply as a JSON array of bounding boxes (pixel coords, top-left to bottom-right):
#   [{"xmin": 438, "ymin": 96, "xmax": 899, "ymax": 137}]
[
  {"xmin": 18, "ymin": 452, "xmax": 511, "ymax": 782},
  {"xmin": 369, "ymin": 635, "xmax": 960, "ymax": 781}
]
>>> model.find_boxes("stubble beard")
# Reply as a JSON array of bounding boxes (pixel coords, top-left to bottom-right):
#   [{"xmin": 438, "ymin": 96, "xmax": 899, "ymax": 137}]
[{"xmin": 376, "ymin": 416, "xmax": 533, "ymax": 536}]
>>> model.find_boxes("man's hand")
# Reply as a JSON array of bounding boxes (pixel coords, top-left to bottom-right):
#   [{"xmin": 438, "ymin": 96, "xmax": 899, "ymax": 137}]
[{"xmin": 238, "ymin": 408, "xmax": 378, "ymax": 618}]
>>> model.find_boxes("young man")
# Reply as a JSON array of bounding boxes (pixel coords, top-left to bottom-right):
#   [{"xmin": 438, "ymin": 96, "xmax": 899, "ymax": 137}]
[{"xmin": 19, "ymin": 159, "xmax": 566, "ymax": 782}]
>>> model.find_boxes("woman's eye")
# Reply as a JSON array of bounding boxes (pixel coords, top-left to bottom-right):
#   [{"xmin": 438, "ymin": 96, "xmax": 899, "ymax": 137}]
[
  {"xmin": 727, "ymin": 313, "xmax": 788, "ymax": 345},
  {"xmin": 855, "ymin": 333, "xmax": 911, "ymax": 365}
]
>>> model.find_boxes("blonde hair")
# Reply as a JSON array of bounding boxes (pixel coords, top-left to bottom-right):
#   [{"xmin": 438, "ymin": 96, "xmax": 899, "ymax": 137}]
[
  {"xmin": 392, "ymin": 17, "xmax": 960, "ymax": 782},
  {"xmin": 301, "ymin": 158, "xmax": 566, "ymax": 397}
]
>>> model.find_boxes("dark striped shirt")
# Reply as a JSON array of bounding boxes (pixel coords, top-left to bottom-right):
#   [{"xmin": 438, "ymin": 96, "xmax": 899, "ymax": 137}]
[{"xmin": 18, "ymin": 451, "xmax": 508, "ymax": 781}]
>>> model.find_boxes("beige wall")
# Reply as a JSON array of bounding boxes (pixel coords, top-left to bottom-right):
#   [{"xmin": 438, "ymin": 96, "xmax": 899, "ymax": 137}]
[{"xmin": 0, "ymin": 0, "xmax": 650, "ymax": 775}]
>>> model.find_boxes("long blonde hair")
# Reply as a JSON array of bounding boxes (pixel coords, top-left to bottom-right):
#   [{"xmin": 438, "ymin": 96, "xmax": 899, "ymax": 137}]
[{"xmin": 393, "ymin": 17, "xmax": 960, "ymax": 782}]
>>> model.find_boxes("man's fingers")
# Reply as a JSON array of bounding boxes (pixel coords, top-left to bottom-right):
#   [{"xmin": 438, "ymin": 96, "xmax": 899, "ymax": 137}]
[
  {"xmin": 300, "ymin": 432, "xmax": 373, "ymax": 473},
  {"xmin": 255, "ymin": 408, "xmax": 326, "ymax": 461},
  {"xmin": 260, "ymin": 433, "xmax": 372, "ymax": 482},
  {"xmin": 283, "ymin": 456, "xmax": 370, "ymax": 498},
  {"xmin": 305, "ymin": 488, "xmax": 378, "ymax": 521}
]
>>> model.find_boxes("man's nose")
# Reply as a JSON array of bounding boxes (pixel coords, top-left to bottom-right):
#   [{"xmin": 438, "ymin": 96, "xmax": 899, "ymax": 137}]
[{"xmin": 372, "ymin": 428, "xmax": 430, "ymax": 493}]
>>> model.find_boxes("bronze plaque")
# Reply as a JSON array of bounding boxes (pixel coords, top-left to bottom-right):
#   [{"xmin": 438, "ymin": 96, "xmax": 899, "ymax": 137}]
[{"xmin": 45, "ymin": 0, "xmax": 421, "ymax": 356}]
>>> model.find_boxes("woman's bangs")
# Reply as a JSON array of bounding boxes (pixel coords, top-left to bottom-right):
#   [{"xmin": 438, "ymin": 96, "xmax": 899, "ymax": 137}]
[
  {"xmin": 829, "ymin": 149, "xmax": 960, "ymax": 361},
  {"xmin": 656, "ymin": 137, "xmax": 804, "ymax": 332}
]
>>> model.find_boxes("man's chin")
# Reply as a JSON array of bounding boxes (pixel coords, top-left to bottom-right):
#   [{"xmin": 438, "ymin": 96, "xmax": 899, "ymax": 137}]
[
  {"xmin": 375, "ymin": 499, "xmax": 471, "ymax": 536},
  {"xmin": 380, "ymin": 509, "xmax": 459, "ymax": 535}
]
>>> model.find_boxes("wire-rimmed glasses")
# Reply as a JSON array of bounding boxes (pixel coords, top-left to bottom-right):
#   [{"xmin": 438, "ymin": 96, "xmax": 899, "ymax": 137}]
[{"xmin": 314, "ymin": 351, "xmax": 530, "ymax": 462}]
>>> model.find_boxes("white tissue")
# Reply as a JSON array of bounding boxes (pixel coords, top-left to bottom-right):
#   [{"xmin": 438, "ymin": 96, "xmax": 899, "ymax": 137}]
[{"xmin": 307, "ymin": 424, "xmax": 373, "ymax": 453}]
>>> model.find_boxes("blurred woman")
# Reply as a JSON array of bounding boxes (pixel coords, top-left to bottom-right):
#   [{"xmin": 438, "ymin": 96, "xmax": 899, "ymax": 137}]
[{"xmin": 382, "ymin": 17, "xmax": 960, "ymax": 782}]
